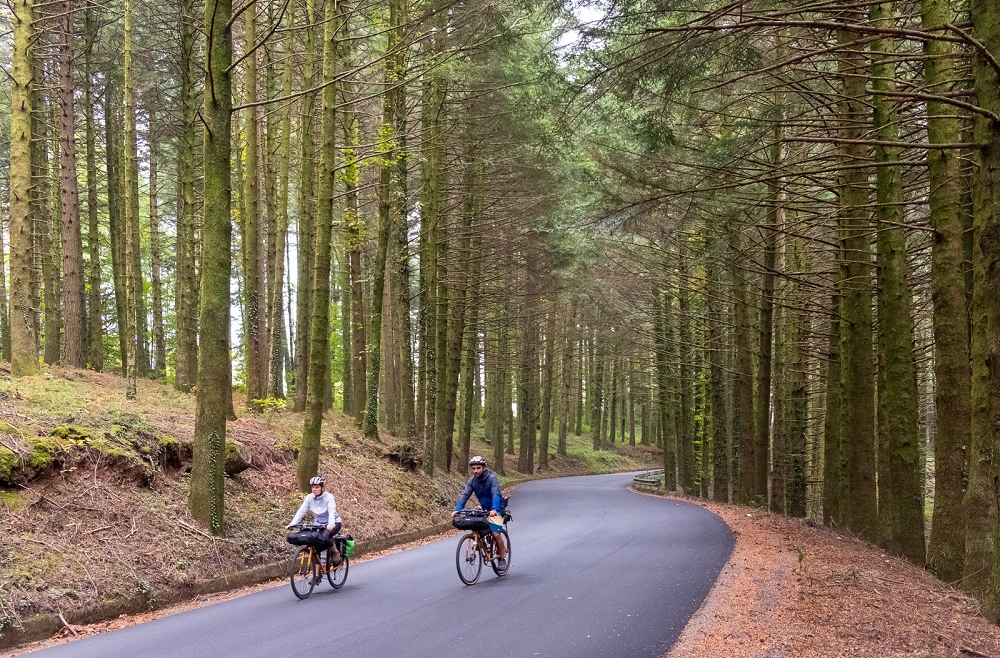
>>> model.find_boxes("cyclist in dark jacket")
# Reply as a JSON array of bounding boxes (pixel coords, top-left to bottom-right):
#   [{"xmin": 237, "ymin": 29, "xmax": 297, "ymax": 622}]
[{"xmin": 453, "ymin": 456, "xmax": 507, "ymax": 568}]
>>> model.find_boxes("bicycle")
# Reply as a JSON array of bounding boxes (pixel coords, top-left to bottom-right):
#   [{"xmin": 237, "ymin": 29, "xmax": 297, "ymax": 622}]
[
  {"xmin": 453, "ymin": 509, "xmax": 512, "ymax": 586},
  {"xmin": 286, "ymin": 524, "xmax": 350, "ymax": 599}
]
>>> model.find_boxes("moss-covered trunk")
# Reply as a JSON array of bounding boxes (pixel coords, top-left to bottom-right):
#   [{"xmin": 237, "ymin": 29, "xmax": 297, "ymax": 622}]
[
  {"xmin": 921, "ymin": 0, "xmax": 971, "ymax": 581},
  {"xmin": 189, "ymin": 0, "xmax": 233, "ymax": 533},
  {"xmin": 300, "ymin": 0, "xmax": 340, "ymax": 484},
  {"xmin": 293, "ymin": 0, "xmax": 316, "ymax": 412},
  {"xmin": 243, "ymin": 1, "xmax": 268, "ymax": 407},
  {"xmin": 969, "ymin": 0, "xmax": 1000, "ymax": 616},
  {"xmin": 707, "ymin": 232, "xmax": 729, "ymax": 502},
  {"xmin": 268, "ymin": 1, "xmax": 296, "ymax": 401},
  {"xmin": 84, "ymin": 5, "xmax": 103, "ymax": 372},
  {"xmin": 870, "ymin": 0, "xmax": 925, "ymax": 562},
  {"xmin": 731, "ymin": 229, "xmax": 755, "ymax": 505},
  {"xmin": 9, "ymin": 0, "xmax": 38, "ymax": 377},
  {"xmin": 836, "ymin": 10, "xmax": 877, "ymax": 541},
  {"xmin": 174, "ymin": 0, "xmax": 200, "ymax": 392},
  {"xmin": 58, "ymin": 0, "xmax": 84, "ymax": 369}
]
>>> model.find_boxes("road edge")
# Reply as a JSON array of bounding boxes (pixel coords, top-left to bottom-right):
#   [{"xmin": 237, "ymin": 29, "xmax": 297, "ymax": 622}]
[{"xmin": 0, "ymin": 521, "xmax": 455, "ymax": 651}]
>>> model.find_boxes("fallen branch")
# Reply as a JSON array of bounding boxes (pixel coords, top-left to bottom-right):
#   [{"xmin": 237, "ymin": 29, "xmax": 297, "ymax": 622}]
[
  {"xmin": 177, "ymin": 518, "xmax": 213, "ymax": 539},
  {"xmin": 57, "ymin": 609, "xmax": 78, "ymax": 636}
]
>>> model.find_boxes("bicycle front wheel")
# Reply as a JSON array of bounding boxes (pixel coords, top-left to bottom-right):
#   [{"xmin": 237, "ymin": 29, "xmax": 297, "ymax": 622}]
[
  {"xmin": 491, "ymin": 528, "xmax": 511, "ymax": 576},
  {"xmin": 327, "ymin": 550, "xmax": 349, "ymax": 589},
  {"xmin": 289, "ymin": 546, "xmax": 318, "ymax": 599},
  {"xmin": 456, "ymin": 532, "xmax": 483, "ymax": 585}
]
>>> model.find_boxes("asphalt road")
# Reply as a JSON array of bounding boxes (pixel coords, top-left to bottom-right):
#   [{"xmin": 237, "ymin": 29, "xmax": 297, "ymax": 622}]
[{"xmin": 25, "ymin": 472, "xmax": 734, "ymax": 658}]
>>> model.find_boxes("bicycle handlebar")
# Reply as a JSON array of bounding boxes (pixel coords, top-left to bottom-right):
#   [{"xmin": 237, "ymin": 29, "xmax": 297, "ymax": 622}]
[{"xmin": 454, "ymin": 509, "xmax": 490, "ymax": 517}]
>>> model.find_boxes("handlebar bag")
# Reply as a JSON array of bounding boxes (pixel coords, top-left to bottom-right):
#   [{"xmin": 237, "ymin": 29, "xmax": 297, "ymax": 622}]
[
  {"xmin": 452, "ymin": 514, "xmax": 491, "ymax": 533},
  {"xmin": 286, "ymin": 529, "xmax": 324, "ymax": 546}
]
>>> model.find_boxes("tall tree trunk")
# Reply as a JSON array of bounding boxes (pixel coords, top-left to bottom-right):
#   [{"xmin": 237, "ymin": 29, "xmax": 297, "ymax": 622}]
[
  {"xmin": 41, "ymin": 104, "xmax": 60, "ymax": 366},
  {"xmin": 243, "ymin": 1, "xmax": 268, "ymax": 407},
  {"xmin": 84, "ymin": 5, "xmax": 102, "ymax": 372},
  {"xmin": 148, "ymin": 112, "xmax": 166, "ymax": 378},
  {"xmin": 970, "ymin": 0, "xmax": 1000, "ymax": 618},
  {"xmin": 362, "ymin": 195, "xmax": 391, "ymax": 441},
  {"xmin": 732, "ymin": 230, "xmax": 755, "ymax": 505},
  {"xmin": 300, "ymin": 0, "xmax": 340, "ymax": 486},
  {"xmin": 592, "ymin": 333, "xmax": 605, "ymax": 451},
  {"xmin": 785, "ymin": 239, "xmax": 809, "ymax": 517},
  {"xmin": 189, "ymin": 0, "xmax": 233, "ymax": 534},
  {"xmin": 822, "ymin": 287, "xmax": 843, "ymax": 526},
  {"xmin": 59, "ymin": 0, "xmax": 84, "ymax": 368},
  {"xmin": 558, "ymin": 302, "xmax": 576, "ymax": 457},
  {"xmin": 9, "ymin": 0, "xmax": 38, "ymax": 376},
  {"xmin": 628, "ymin": 358, "xmax": 636, "ymax": 447},
  {"xmin": 871, "ymin": 0, "xmax": 925, "ymax": 562},
  {"xmin": 105, "ymin": 79, "xmax": 127, "ymax": 372},
  {"xmin": 922, "ymin": 0, "xmax": 972, "ymax": 582},
  {"xmin": 388, "ymin": 0, "xmax": 414, "ymax": 438},
  {"xmin": 608, "ymin": 357, "xmax": 618, "ymax": 446},
  {"xmin": 655, "ymin": 287, "xmax": 678, "ymax": 490},
  {"xmin": 293, "ymin": 0, "xmax": 317, "ymax": 411},
  {"xmin": 124, "ymin": 0, "xmax": 141, "ymax": 397},
  {"xmin": 174, "ymin": 0, "xmax": 199, "ymax": 392},
  {"xmin": 344, "ymin": 77, "xmax": 365, "ymax": 419},
  {"xmin": 678, "ymin": 249, "xmax": 696, "ymax": 494},
  {"xmin": 485, "ymin": 302, "xmax": 506, "ymax": 475},
  {"xmin": 538, "ymin": 308, "xmax": 556, "ymax": 470},
  {"xmin": 836, "ymin": 7, "xmax": 877, "ymax": 540},
  {"xmin": 458, "ymin": 231, "xmax": 481, "ymax": 468},
  {"xmin": 268, "ymin": 1, "xmax": 296, "ymax": 400},
  {"xmin": 517, "ymin": 302, "xmax": 538, "ymax": 475},
  {"xmin": 708, "ymin": 233, "xmax": 729, "ymax": 502}
]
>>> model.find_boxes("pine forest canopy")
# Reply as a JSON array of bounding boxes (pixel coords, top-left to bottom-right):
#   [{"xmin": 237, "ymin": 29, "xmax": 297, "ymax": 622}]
[{"xmin": 2, "ymin": 0, "xmax": 1000, "ymax": 620}]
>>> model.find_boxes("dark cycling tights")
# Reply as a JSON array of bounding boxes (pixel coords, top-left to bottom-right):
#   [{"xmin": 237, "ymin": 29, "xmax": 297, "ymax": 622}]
[{"xmin": 319, "ymin": 521, "xmax": 343, "ymax": 544}]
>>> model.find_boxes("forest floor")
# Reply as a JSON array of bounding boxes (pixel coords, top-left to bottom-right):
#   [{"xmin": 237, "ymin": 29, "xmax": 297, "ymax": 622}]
[
  {"xmin": 0, "ymin": 365, "xmax": 659, "ymax": 652},
  {"xmin": 662, "ymin": 492, "xmax": 1000, "ymax": 658}
]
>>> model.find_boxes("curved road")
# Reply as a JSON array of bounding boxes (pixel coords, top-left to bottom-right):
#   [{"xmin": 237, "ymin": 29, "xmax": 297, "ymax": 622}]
[{"xmin": 25, "ymin": 472, "xmax": 733, "ymax": 658}]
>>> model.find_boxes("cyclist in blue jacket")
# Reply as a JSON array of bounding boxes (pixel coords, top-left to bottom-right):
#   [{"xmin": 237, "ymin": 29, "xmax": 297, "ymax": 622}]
[{"xmin": 453, "ymin": 455, "xmax": 507, "ymax": 569}]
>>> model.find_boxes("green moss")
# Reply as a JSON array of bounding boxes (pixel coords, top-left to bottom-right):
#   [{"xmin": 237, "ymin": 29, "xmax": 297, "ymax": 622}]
[
  {"xmin": 225, "ymin": 441, "xmax": 241, "ymax": 461},
  {"xmin": 0, "ymin": 447, "xmax": 17, "ymax": 484},
  {"xmin": 0, "ymin": 420, "xmax": 21, "ymax": 435},
  {"xmin": 26, "ymin": 437, "xmax": 69, "ymax": 470},
  {"xmin": 157, "ymin": 435, "xmax": 179, "ymax": 450},
  {"xmin": 50, "ymin": 425, "xmax": 91, "ymax": 443},
  {"xmin": 0, "ymin": 491, "xmax": 22, "ymax": 511},
  {"xmin": 89, "ymin": 436, "xmax": 139, "ymax": 462}
]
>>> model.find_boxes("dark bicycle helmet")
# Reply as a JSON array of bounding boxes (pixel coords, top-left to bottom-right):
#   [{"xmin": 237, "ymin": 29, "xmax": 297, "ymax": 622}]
[
  {"xmin": 309, "ymin": 476, "xmax": 325, "ymax": 486},
  {"xmin": 468, "ymin": 456, "xmax": 486, "ymax": 467}
]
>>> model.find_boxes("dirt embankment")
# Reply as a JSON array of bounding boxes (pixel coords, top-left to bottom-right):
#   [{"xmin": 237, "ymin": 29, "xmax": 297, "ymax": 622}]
[{"xmin": 660, "ymin": 493, "xmax": 1000, "ymax": 658}]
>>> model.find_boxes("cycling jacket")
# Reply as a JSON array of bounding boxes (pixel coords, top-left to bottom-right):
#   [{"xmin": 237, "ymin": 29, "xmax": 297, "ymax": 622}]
[{"xmin": 456, "ymin": 468, "xmax": 504, "ymax": 513}]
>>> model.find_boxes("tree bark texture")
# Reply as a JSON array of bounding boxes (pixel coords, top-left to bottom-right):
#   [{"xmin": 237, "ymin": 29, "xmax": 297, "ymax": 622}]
[{"xmin": 189, "ymin": 0, "xmax": 233, "ymax": 533}]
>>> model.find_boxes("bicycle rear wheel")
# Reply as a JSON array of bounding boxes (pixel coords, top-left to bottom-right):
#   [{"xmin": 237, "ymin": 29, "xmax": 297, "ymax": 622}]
[
  {"xmin": 290, "ymin": 546, "xmax": 318, "ymax": 599},
  {"xmin": 456, "ymin": 532, "xmax": 483, "ymax": 585},
  {"xmin": 327, "ymin": 547, "xmax": 349, "ymax": 589},
  {"xmin": 490, "ymin": 528, "xmax": 511, "ymax": 576}
]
